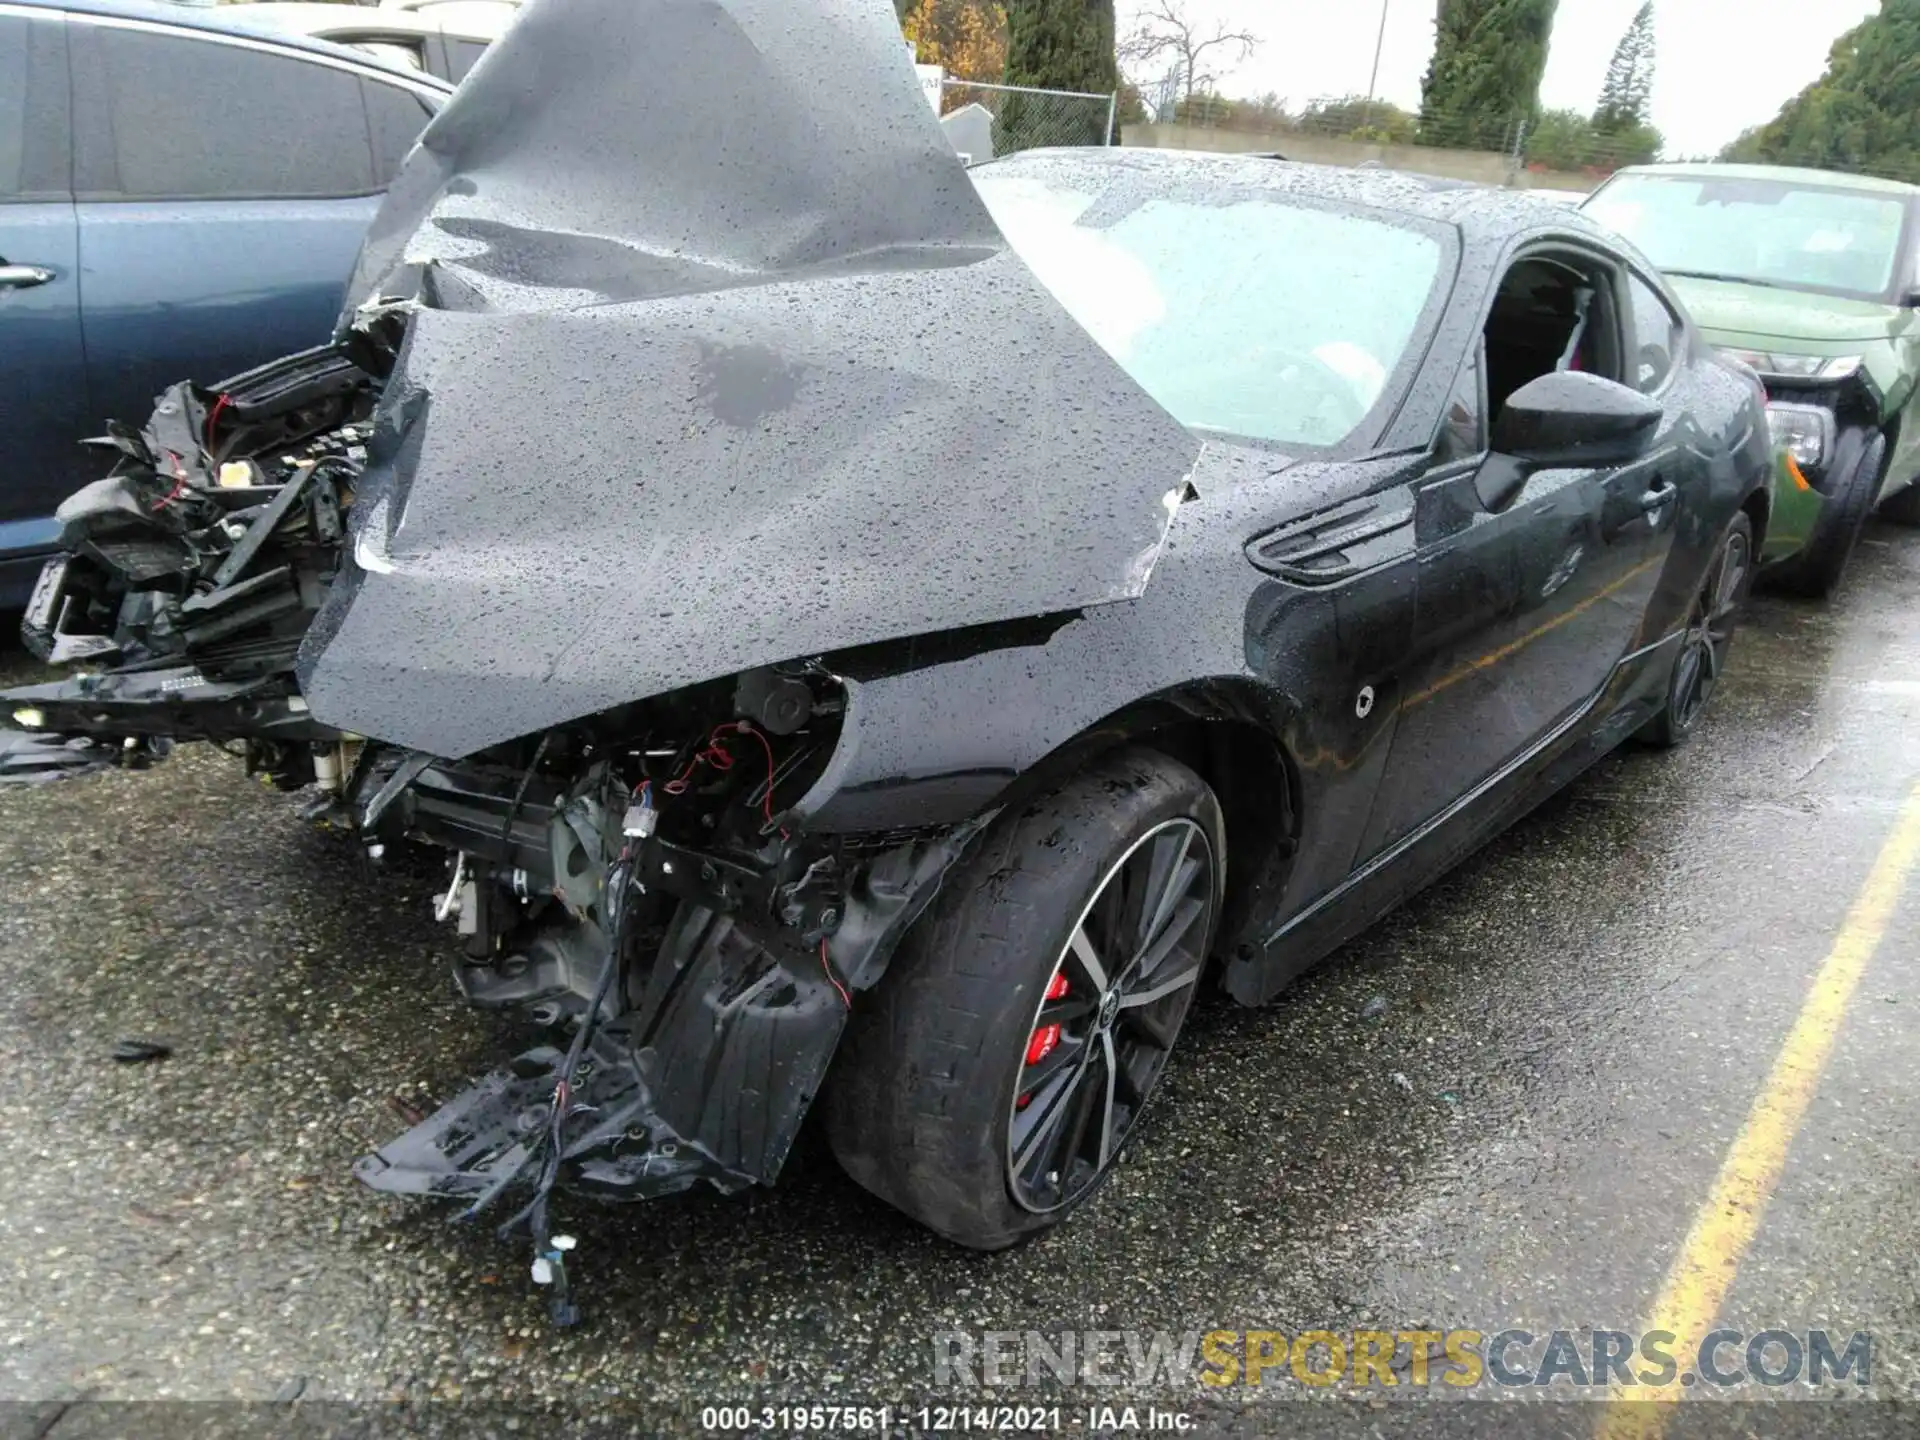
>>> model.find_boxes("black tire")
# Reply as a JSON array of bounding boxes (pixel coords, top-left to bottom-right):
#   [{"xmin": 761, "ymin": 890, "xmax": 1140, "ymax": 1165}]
[
  {"xmin": 1639, "ymin": 510, "xmax": 1754, "ymax": 749},
  {"xmin": 1769, "ymin": 426, "xmax": 1887, "ymax": 597},
  {"xmin": 1879, "ymin": 475, "xmax": 1920, "ymax": 526},
  {"xmin": 823, "ymin": 746, "xmax": 1224, "ymax": 1251}
]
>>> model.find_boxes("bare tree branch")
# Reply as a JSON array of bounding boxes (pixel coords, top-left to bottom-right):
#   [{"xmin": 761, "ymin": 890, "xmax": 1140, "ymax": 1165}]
[{"xmin": 1119, "ymin": 0, "xmax": 1260, "ymax": 102}]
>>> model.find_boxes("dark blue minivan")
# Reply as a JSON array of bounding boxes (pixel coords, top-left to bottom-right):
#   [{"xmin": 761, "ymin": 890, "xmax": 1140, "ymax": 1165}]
[{"xmin": 0, "ymin": 0, "xmax": 449, "ymax": 605}]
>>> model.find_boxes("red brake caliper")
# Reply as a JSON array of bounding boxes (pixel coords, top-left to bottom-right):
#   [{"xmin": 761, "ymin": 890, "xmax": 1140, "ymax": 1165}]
[
  {"xmin": 1024, "ymin": 1025, "xmax": 1061, "ymax": 1067},
  {"xmin": 1017, "ymin": 972, "xmax": 1072, "ymax": 1108}
]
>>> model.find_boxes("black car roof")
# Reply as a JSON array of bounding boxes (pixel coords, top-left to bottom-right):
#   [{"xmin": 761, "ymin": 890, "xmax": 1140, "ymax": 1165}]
[
  {"xmin": 974, "ymin": 147, "xmax": 1617, "ymax": 247},
  {"xmin": 11, "ymin": 0, "xmax": 456, "ymax": 88}
]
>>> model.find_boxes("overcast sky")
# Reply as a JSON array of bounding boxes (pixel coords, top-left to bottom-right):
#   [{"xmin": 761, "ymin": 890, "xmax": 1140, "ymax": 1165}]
[{"xmin": 1119, "ymin": 0, "xmax": 1879, "ymax": 157}]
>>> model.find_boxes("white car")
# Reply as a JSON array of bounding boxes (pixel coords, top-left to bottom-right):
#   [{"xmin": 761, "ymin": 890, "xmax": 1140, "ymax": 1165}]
[
  {"xmin": 379, "ymin": 0, "xmax": 519, "ymax": 13},
  {"xmin": 227, "ymin": 0, "xmax": 514, "ymax": 81},
  {"xmin": 378, "ymin": 0, "xmax": 522, "ymax": 41}
]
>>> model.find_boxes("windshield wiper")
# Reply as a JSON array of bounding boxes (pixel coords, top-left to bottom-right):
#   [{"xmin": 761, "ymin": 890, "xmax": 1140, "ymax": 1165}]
[{"xmin": 1661, "ymin": 269, "xmax": 1791, "ymax": 291}]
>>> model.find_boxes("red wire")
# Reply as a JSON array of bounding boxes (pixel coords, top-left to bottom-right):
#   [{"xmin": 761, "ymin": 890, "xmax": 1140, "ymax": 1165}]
[
  {"xmin": 663, "ymin": 723, "xmax": 738, "ymax": 794},
  {"xmin": 659, "ymin": 720, "xmax": 786, "ymax": 835},
  {"xmin": 204, "ymin": 393, "xmax": 231, "ymax": 454},
  {"xmin": 820, "ymin": 937, "xmax": 851, "ymax": 1009},
  {"xmin": 152, "ymin": 450, "xmax": 190, "ymax": 511},
  {"xmin": 740, "ymin": 722, "xmax": 782, "ymax": 832}
]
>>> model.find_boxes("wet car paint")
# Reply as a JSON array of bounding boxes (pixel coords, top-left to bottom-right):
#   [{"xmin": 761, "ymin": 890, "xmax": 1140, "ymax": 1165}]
[
  {"xmin": 1580, "ymin": 163, "xmax": 1920, "ymax": 513},
  {"xmin": 300, "ymin": 0, "xmax": 1196, "ymax": 757},
  {"xmin": 3, "ymin": 525, "xmax": 1918, "ymax": 1423},
  {"xmin": 789, "ymin": 208, "xmax": 1771, "ymax": 1010},
  {"xmin": 0, "ymin": 0, "xmax": 1777, "ymax": 1265},
  {"xmin": 1761, "ymin": 447, "xmax": 1823, "ymax": 564}
]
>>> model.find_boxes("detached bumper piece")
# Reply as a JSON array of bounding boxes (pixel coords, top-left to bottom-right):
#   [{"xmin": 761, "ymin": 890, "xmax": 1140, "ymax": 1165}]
[
  {"xmin": 0, "ymin": 729, "xmax": 129, "ymax": 784},
  {"xmin": 3, "ymin": 666, "xmax": 329, "ymax": 746},
  {"xmin": 355, "ymin": 900, "xmax": 851, "ymax": 1320},
  {"xmin": 352, "ymin": 1032, "xmax": 754, "ymax": 1206},
  {"xmin": 357, "ymin": 903, "xmax": 849, "ymax": 1203}
]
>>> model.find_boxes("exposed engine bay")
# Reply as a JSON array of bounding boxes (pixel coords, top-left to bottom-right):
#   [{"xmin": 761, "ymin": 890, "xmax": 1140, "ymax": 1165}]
[
  {"xmin": 2, "ymin": 317, "xmax": 991, "ymax": 1321},
  {"xmin": 0, "ymin": 0, "xmax": 1216, "ymax": 1322}
]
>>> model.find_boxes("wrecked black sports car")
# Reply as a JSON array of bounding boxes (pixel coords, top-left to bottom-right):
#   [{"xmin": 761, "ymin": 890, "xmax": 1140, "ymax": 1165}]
[{"xmin": 2, "ymin": 0, "xmax": 1772, "ymax": 1317}]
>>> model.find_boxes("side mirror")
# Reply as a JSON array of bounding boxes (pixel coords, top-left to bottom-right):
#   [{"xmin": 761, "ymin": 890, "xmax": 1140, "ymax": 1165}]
[
  {"xmin": 1901, "ymin": 286, "xmax": 1920, "ymax": 309},
  {"xmin": 1476, "ymin": 371, "xmax": 1662, "ymax": 511}
]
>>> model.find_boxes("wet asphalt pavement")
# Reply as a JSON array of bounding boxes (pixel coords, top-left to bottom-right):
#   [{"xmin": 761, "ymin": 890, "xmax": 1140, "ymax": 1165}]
[{"xmin": 1, "ymin": 523, "xmax": 1917, "ymax": 1439}]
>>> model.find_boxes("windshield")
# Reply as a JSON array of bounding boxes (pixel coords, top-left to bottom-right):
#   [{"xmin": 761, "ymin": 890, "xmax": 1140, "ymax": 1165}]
[
  {"xmin": 1584, "ymin": 173, "xmax": 1909, "ymax": 302},
  {"xmin": 972, "ymin": 173, "xmax": 1446, "ymax": 448}
]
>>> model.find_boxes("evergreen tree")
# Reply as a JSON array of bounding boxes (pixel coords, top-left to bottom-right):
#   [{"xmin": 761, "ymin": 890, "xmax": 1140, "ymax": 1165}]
[
  {"xmin": 1526, "ymin": 107, "xmax": 1661, "ymax": 172},
  {"xmin": 1000, "ymin": 0, "xmax": 1119, "ymax": 147},
  {"xmin": 1418, "ymin": 0, "xmax": 1561, "ymax": 151},
  {"xmin": 1593, "ymin": 2, "xmax": 1654, "ymax": 133},
  {"xmin": 1720, "ymin": 0, "xmax": 1920, "ymax": 183}
]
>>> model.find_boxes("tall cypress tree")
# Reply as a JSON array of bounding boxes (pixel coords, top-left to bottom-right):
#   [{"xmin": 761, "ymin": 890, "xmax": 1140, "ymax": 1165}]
[
  {"xmin": 1000, "ymin": 0, "xmax": 1119, "ymax": 147},
  {"xmin": 1593, "ymin": 2, "xmax": 1655, "ymax": 133},
  {"xmin": 1418, "ymin": 0, "xmax": 1561, "ymax": 150}
]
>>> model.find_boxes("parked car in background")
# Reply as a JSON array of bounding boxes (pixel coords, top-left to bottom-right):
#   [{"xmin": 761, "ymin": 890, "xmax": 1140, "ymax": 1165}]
[
  {"xmin": 1583, "ymin": 163, "xmax": 1920, "ymax": 595},
  {"xmin": 0, "ymin": 0, "xmax": 447, "ymax": 606},
  {"xmin": 229, "ymin": 0, "xmax": 513, "ymax": 83},
  {"xmin": 379, "ymin": 0, "xmax": 520, "ymax": 17}
]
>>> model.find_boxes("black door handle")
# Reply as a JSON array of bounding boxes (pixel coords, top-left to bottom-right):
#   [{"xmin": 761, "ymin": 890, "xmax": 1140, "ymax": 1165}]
[
  {"xmin": 0, "ymin": 263, "xmax": 56, "ymax": 289},
  {"xmin": 1638, "ymin": 479, "xmax": 1678, "ymax": 514}
]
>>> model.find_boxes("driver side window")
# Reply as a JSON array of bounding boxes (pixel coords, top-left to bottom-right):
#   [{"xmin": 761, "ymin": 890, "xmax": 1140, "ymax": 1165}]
[{"xmin": 1481, "ymin": 252, "xmax": 1625, "ymax": 424}]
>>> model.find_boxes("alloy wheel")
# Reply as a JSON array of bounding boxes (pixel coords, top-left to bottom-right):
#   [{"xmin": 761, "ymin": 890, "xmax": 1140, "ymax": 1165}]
[
  {"xmin": 1670, "ymin": 524, "xmax": 1751, "ymax": 733},
  {"xmin": 1006, "ymin": 817, "xmax": 1217, "ymax": 1214}
]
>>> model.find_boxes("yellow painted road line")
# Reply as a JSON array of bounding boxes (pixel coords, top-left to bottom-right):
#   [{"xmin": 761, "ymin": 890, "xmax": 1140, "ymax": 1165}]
[{"xmin": 1598, "ymin": 780, "xmax": 1920, "ymax": 1440}]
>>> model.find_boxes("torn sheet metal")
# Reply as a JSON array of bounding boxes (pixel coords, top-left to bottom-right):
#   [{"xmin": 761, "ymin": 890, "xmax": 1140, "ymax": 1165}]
[
  {"xmin": 298, "ymin": 0, "xmax": 1198, "ymax": 758},
  {"xmin": 0, "ymin": 729, "xmax": 123, "ymax": 785},
  {"xmin": 358, "ymin": 902, "xmax": 849, "ymax": 1204},
  {"xmin": 352, "ymin": 1035, "xmax": 759, "ymax": 1205}
]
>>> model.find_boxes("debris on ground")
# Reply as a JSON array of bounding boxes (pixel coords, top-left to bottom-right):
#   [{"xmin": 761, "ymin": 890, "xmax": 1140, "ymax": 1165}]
[{"xmin": 109, "ymin": 1039, "xmax": 172, "ymax": 1064}]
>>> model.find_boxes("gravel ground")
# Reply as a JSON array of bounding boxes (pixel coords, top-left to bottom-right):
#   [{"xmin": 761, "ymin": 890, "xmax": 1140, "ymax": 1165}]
[{"xmin": 1, "ymin": 523, "xmax": 1918, "ymax": 1439}]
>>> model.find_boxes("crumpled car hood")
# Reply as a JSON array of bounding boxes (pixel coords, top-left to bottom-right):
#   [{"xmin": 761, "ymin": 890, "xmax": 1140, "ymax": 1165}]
[{"xmin": 296, "ymin": 0, "xmax": 1198, "ymax": 759}]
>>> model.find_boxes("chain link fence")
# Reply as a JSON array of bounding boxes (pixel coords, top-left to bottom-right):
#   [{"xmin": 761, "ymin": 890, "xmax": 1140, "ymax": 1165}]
[
  {"xmin": 1168, "ymin": 95, "xmax": 1530, "ymax": 156},
  {"xmin": 937, "ymin": 78, "xmax": 1117, "ymax": 162},
  {"xmin": 1253, "ymin": 98, "xmax": 1920, "ymax": 188},
  {"xmin": 1136, "ymin": 94, "xmax": 1668, "ymax": 193}
]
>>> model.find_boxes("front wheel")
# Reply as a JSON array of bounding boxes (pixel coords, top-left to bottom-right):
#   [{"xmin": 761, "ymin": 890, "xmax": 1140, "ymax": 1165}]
[
  {"xmin": 1770, "ymin": 426, "xmax": 1886, "ymax": 597},
  {"xmin": 823, "ymin": 747, "xmax": 1223, "ymax": 1250},
  {"xmin": 1639, "ymin": 510, "xmax": 1753, "ymax": 749}
]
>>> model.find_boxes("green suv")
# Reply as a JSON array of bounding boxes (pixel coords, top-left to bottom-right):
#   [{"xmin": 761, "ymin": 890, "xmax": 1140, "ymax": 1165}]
[{"xmin": 1583, "ymin": 163, "xmax": 1920, "ymax": 595}]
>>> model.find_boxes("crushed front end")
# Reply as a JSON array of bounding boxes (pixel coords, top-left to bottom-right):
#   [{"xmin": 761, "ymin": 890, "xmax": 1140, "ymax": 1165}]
[
  {"xmin": 0, "ymin": 0, "xmax": 1204, "ymax": 1321},
  {"xmin": 0, "ymin": 317, "xmax": 988, "ymax": 1322}
]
